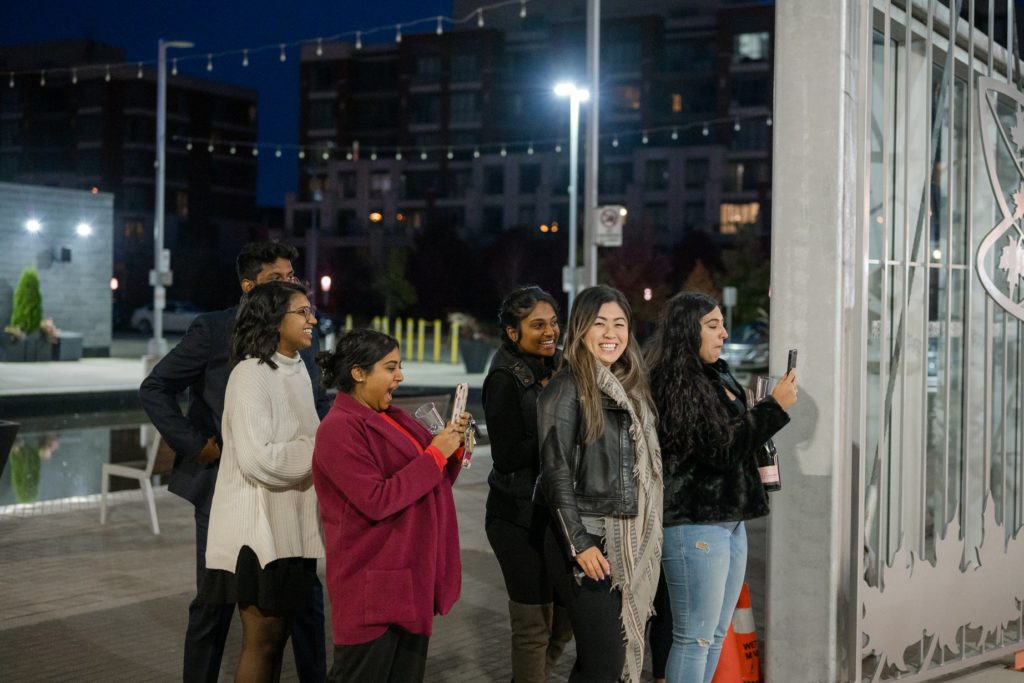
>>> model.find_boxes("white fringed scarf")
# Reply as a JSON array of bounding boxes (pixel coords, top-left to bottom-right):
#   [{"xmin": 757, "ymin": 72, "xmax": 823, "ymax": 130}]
[{"xmin": 596, "ymin": 363, "xmax": 663, "ymax": 683}]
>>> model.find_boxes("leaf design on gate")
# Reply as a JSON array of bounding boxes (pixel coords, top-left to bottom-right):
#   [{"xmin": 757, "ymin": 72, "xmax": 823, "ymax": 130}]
[{"xmin": 998, "ymin": 237, "xmax": 1024, "ymax": 297}]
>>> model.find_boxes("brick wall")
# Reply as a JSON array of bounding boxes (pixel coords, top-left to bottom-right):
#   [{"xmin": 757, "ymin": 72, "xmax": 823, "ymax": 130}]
[{"xmin": 0, "ymin": 182, "xmax": 114, "ymax": 352}]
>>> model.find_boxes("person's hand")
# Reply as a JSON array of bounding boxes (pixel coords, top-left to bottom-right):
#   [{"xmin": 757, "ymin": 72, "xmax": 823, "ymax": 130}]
[
  {"xmin": 771, "ymin": 370, "xmax": 798, "ymax": 411},
  {"xmin": 196, "ymin": 437, "xmax": 221, "ymax": 465},
  {"xmin": 575, "ymin": 546, "xmax": 611, "ymax": 581}
]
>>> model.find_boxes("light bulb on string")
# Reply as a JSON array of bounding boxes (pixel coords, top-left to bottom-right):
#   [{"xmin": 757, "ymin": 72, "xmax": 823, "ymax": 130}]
[
  {"xmin": 172, "ymin": 59, "xmax": 178, "ymax": 76},
  {"xmin": 671, "ymin": 128, "xmax": 679, "ymax": 141},
  {"xmin": 8, "ymin": 73, "xmax": 13, "ymax": 88},
  {"xmin": 395, "ymin": 149, "xmax": 402, "ymax": 160},
  {"xmin": 473, "ymin": 147, "xmax": 480, "ymax": 159},
  {"xmin": 275, "ymin": 147, "xmax": 282, "ymax": 158},
  {"xmin": 72, "ymin": 68, "xmax": 78, "ymax": 85},
  {"xmin": 477, "ymin": 9, "xmax": 484, "ymax": 27},
  {"xmin": 207, "ymin": 143, "xmax": 214, "ymax": 153},
  {"xmin": 242, "ymin": 49, "xmax": 249, "ymax": 67},
  {"xmin": 642, "ymin": 131, "xmax": 649, "ymax": 144},
  {"xmin": 395, "ymin": 24, "xmax": 402, "ymax": 43},
  {"xmin": 322, "ymin": 150, "xmax": 330, "ymax": 160},
  {"xmin": 136, "ymin": 63, "xmax": 143, "ymax": 79},
  {"xmin": 436, "ymin": 16, "xmax": 444, "ymax": 35},
  {"xmin": 105, "ymin": 65, "xmax": 111, "ymax": 82},
  {"xmin": 766, "ymin": 116, "xmax": 773, "ymax": 127},
  {"xmin": 447, "ymin": 148, "xmax": 454, "ymax": 160},
  {"xmin": 555, "ymin": 144, "xmax": 562, "ymax": 153},
  {"xmin": 345, "ymin": 151, "xmax": 353, "ymax": 161},
  {"xmin": 527, "ymin": 143, "xmax": 534, "ymax": 155},
  {"xmin": 733, "ymin": 119, "xmax": 741, "ymax": 132},
  {"xmin": 370, "ymin": 149, "xmax": 378, "ymax": 161},
  {"xmin": 298, "ymin": 149, "xmax": 306, "ymax": 159},
  {"xmin": 355, "ymin": 32, "xmax": 362, "ymax": 50},
  {"xmin": 316, "ymin": 38, "xmax": 323, "ymax": 57},
  {"xmin": 520, "ymin": 1, "xmax": 527, "ymax": 18},
  {"xmin": 702, "ymin": 123, "xmax": 709, "ymax": 136},
  {"xmin": 251, "ymin": 147, "xmax": 259, "ymax": 157},
  {"xmin": 420, "ymin": 149, "xmax": 428, "ymax": 160},
  {"xmin": 186, "ymin": 140, "xmax": 193, "ymax": 151},
  {"xmin": 500, "ymin": 146, "xmax": 507, "ymax": 157},
  {"xmin": 39, "ymin": 71, "xmax": 46, "ymax": 87},
  {"xmin": 206, "ymin": 54, "xmax": 213, "ymax": 72},
  {"xmin": 230, "ymin": 145, "xmax": 237, "ymax": 155},
  {"xmin": 611, "ymin": 137, "xmax": 619, "ymax": 148},
  {"xmin": 279, "ymin": 44, "xmax": 287, "ymax": 62}
]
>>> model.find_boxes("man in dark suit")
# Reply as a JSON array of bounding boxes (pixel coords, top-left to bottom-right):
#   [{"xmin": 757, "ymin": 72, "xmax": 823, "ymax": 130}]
[{"xmin": 139, "ymin": 241, "xmax": 330, "ymax": 683}]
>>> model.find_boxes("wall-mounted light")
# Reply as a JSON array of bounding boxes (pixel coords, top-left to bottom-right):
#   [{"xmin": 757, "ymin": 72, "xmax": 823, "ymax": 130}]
[
  {"xmin": 76, "ymin": 222, "xmax": 93, "ymax": 237},
  {"xmin": 25, "ymin": 218, "xmax": 41, "ymax": 233},
  {"xmin": 110, "ymin": 277, "xmax": 119, "ymax": 291}
]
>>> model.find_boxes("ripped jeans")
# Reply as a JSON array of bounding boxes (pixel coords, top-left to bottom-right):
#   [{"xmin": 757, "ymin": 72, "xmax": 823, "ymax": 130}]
[{"xmin": 661, "ymin": 521, "xmax": 747, "ymax": 683}]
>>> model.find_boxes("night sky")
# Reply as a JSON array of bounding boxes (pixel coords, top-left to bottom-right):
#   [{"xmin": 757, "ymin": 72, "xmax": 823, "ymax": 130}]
[{"xmin": 0, "ymin": 1, "xmax": 452, "ymax": 206}]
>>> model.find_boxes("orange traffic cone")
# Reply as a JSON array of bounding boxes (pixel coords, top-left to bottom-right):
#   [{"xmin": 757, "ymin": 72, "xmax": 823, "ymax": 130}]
[{"xmin": 711, "ymin": 583, "xmax": 761, "ymax": 683}]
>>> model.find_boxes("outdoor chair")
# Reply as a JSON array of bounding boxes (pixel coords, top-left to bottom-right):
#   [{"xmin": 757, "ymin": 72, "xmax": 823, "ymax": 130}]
[{"xmin": 99, "ymin": 424, "xmax": 172, "ymax": 535}]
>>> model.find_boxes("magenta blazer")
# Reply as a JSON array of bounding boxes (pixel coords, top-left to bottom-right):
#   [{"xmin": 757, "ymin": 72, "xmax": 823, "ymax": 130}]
[{"xmin": 313, "ymin": 392, "xmax": 462, "ymax": 645}]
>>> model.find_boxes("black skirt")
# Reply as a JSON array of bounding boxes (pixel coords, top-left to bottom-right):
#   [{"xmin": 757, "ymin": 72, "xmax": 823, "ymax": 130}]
[{"xmin": 199, "ymin": 545, "xmax": 317, "ymax": 615}]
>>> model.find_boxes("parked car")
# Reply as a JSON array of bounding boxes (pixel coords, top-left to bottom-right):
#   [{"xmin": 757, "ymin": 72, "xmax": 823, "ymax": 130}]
[
  {"xmin": 130, "ymin": 300, "xmax": 204, "ymax": 335},
  {"xmin": 721, "ymin": 320, "xmax": 770, "ymax": 371}
]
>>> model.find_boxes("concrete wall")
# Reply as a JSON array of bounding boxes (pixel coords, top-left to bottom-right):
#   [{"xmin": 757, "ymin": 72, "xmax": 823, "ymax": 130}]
[{"xmin": 0, "ymin": 182, "xmax": 114, "ymax": 352}]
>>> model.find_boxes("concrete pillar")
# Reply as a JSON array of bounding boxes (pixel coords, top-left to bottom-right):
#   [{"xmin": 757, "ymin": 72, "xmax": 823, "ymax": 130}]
[{"xmin": 766, "ymin": 1, "xmax": 867, "ymax": 680}]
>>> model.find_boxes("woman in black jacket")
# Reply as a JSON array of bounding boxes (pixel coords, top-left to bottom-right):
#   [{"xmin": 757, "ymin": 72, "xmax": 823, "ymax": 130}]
[
  {"xmin": 483, "ymin": 286, "xmax": 572, "ymax": 681},
  {"xmin": 645, "ymin": 292, "xmax": 797, "ymax": 683},
  {"xmin": 538, "ymin": 285, "xmax": 662, "ymax": 683}
]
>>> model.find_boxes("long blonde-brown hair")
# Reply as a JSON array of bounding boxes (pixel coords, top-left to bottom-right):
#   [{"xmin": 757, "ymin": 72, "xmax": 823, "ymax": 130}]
[{"xmin": 561, "ymin": 285, "xmax": 653, "ymax": 443}]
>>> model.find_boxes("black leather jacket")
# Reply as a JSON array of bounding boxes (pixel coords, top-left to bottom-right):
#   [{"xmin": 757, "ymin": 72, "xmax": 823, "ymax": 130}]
[
  {"xmin": 483, "ymin": 345, "xmax": 557, "ymax": 526},
  {"xmin": 537, "ymin": 369, "xmax": 637, "ymax": 558}
]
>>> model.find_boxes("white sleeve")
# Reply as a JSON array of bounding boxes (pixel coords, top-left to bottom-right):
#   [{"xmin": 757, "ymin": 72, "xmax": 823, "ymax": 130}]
[{"xmin": 223, "ymin": 363, "xmax": 313, "ymax": 487}]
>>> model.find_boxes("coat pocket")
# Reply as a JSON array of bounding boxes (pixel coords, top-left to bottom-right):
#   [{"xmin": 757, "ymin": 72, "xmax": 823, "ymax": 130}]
[{"xmin": 363, "ymin": 568, "xmax": 416, "ymax": 625}]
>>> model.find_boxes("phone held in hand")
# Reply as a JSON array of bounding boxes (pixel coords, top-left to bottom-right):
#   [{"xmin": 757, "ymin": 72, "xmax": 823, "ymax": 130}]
[
  {"xmin": 787, "ymin": 348, "xmax": 798, "ymax": 375},
  {"xmin": 450, "ymin": 383, "xmax": 475, "ymax": 468}
]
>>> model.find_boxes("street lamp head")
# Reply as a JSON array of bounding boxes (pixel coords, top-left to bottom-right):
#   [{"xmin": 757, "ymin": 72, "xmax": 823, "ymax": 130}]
[
  {"xmin": 554, "ymin": 82, "xmax": 589, "ymax": 101},
  {"xmin": 163, "ymin": 40, "xmax": 195, "ymax": 50},
  {"xmin": 25, "ymin": 218, "xmax": 41, "ymax": 233}
]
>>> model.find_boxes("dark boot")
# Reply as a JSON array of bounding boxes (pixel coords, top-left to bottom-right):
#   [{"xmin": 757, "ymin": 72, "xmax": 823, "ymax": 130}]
[
  {"xmin": 508, "ymin": 600, "xmax": 551, "ymax": 683},
  {"xmin": 545, "ymin": 602, "xmax": 573, "ymax": 676}
]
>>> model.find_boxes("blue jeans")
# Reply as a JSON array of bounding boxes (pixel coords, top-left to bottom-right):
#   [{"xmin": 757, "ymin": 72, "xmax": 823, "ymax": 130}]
[{"xmin": 662, "ymin": 521, "xmax": 747, "ymax": 683}]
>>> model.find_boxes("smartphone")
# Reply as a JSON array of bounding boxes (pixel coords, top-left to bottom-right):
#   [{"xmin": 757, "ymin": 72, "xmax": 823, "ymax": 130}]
[
  {"xmin": 786, "ymin": 348, "xmax": 798, "ymax": 375},
  {"xmin": 450, "ymin": 382, "xmax": 469, "ymax": 424}
]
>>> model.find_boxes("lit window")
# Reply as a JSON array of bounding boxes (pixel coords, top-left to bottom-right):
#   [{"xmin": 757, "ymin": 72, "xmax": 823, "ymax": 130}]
[
  {"xmin": 719, "ymin": 202, "xmax": 760, "ymax": 234},
  {"xmin": 733, "ymin": 32, "xmax": 770, "ymax": 64},
  {"xmin": 671, "ymin": 93, "xmax": 683, "ymax": 113}
]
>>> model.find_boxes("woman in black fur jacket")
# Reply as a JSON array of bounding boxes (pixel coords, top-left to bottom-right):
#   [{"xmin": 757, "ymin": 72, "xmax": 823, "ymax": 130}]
[{"xmin": 645, "ymin": 292, "xmax": 797, "ymax": 683}]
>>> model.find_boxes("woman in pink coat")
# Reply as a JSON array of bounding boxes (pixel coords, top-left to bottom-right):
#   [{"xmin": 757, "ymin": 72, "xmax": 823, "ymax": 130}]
[{"xmin": 312, "ymin": 329, "xmax": 471, "ymax": 682}]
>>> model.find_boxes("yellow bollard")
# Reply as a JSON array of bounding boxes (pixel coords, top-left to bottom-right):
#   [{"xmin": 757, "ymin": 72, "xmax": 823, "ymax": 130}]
[
  {"xmin": 371, "ymin": 316, "xmax": 380, "ymax": 332},
  {"xmin": 450, "ymin": 322, "xmax": 460, "ymax": 365},
  {"xmin": 382, "ymin": 317, "xmax": 389, "ymax": 335},
  {"xmin": 433, "ymin": 320, "xmax": 442, "ymax": 363},
  {"xmin": 344, "ymin": 314, "xmax": 353, "ymax": 332},
  {"xmin": 405, "ymin": 318, "xmax": 414, "ymax": 357},
  {"xmin": 417, "ymin": 319, "xmax": 426, "ymax": 362}
]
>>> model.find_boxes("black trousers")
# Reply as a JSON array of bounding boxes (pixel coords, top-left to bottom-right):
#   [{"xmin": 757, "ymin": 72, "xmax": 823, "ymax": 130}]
[
  {"xmin": 648, "ymin": 571, "xmax": 673, "ymax": 680},
  {"xmin": 544, "ymin": 526, "xmax": 625, "ymax": 683},
  {"xmin": 328, "ymin": 626, "xmax": 430, "ymax": 683},
  {"xmin": 485, "ymin": 514, "xmax": 556, "ymax": 604},
  {"xmin": 184, "ymin": 507, "xmax": 326, "ymax": 683}
]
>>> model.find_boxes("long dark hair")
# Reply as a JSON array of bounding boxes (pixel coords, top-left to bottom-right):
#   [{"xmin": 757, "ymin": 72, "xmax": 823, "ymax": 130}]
[
  {"xmin": 497, "ymin": 285, "xmax": 560, "ymax": 350},
  {"xmin": 562, "ymin": 285, "xmax": 652, "ymax": 443},
  {"xmin": 645, "ymin": 291, "xmax": 732, "ymax": 455},
  {"xmin": 230, "ymin": 280, "xmax": 308, "ymax": 369},
  {"xmin": 317, "ymin": 329, "xmax": 399, "ymax": 394}
]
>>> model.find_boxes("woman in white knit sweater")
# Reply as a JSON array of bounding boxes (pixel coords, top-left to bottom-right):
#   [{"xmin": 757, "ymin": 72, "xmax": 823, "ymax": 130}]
[{"xmin": 200, "ymin": 280, "xmax": 325, "ymax": 682}]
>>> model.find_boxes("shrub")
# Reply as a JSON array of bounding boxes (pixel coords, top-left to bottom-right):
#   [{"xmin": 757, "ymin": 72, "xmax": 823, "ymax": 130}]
[{"xmin": 10, "ymin": 267, "xmax": 43, "ymax": 334}]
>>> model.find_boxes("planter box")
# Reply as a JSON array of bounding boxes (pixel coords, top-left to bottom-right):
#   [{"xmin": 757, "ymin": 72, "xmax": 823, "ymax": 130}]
[
  {"xmin": 0, "ymin": 420, "xmax": 19, "ymax": 478},
  {"xmin": 53, "ymin": 333, "xmax": 83, "ymax": 361},
  {"xmin": 1, "ymin": 336, "xmax": 27, "ymax": 362},
  {"xmin": 460, "ymin": 339, "xmax": 496, "ymax": 373},
  {"xmin": 27, "ymin": 335, "xmax": 50, "ymax": 362}
]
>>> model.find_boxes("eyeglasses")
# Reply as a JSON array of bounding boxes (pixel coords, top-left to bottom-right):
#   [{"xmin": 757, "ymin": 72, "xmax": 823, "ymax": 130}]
[{"xmin": 287, "ymin": 306, "xmax": 317, "ymax": 320}]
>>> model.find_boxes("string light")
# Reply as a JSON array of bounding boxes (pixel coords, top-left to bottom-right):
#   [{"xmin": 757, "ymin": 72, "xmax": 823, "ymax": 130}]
[
  {"xmin": 316, "ymin": 38, "xmax": 323, "ymax": 57},
  {"xmin": 136, "ymin": 62, "xmax": 143, "ymax": 79},
  {"xmin": 298, "ymin": 149, "xmax": 306, "ymax": 159},
  {"xmin": 642, "ymin": 131, "xmax": 649, "ymax": 144},
  {"xmin": 279, "ymin": 44, "xmax": 287, "ymax": 62},
  {"xmin": 611, "ymin": 137, "xmax": 618, "ymax": 148},
  {"xmin": 477, "ymin": 9, "xmax": 485, "ymax": 27},
  {"xmin": 172, "ymin": 59, "xmax": 178, "ymax": 76},
  {"xmin": 186, "ymin": 140, "xmax": 193, "ymax": 151},
  {"xmin": 395, "ymin": 24, "xmax": 402, "ymax": 43},
  {"xmin": 555, "ymin": 144, "xmax": 562, "ymax": 153},
  {"xmin": 395, "ymin": 149, "xmax": 402, "ymax": 160},
  {"xmin": 251, "ymin": 147, "xmax": 259, "ymax": 156},
  {"xmin": 275, "ymin": 147, "xmax": 282, "ymax": 157},
  {"xmin": 500, "ymin": 146, "xmax": 507, "ymax": 157},
  {"xmin": 105, "ymin": 65, "xmax": 111, "ymax": 82},
  {"xmin": 72, "ymin": 68, "xmax": 78, "ymax": 85},
  {"xmin": 527, "ymin": 143, "xmax": 534, "ymax": 155},
  {"xmin": 733, "ymin": 119, "xmax": 741, "ymax": 131},
  {"xmin": 207, "ymin": 143, "xmax": 214, "ymax": 152},
  {"xmin": 766, "ymin": 116, "xmax": 773, "ymax": 127},
  {"xmin": 322, "ymin": 150, "xmax": 330, "ymax": 160},
  {"xmin": 671, "ymin": 128, "xmax": 678, "ymax": 141},
  {"xmin": 8, "ymin": 73, "xmax": 13, "ymax": 88},
  {"xmin": 702, "ymin": 123, "xmax": 709, "ymax": 136},
  {"xmin": 345, "ymin": 151, "xmax": 353, "ymax": 161},
  {"xmin": 242, "ymin": 49, "xmax": 249, "ymax": 67},
  {"xmin": 520, "ymin": 0, "xmax": 527, "ymax": 18},
  {"xmin": 420, "ymin": 149, "xmax": 428, "ymax": 160},
  {"xmin": 447, "ymin": 147, "xmax": 454, "ymax": 160},
  {"xmin": 39, "ymin": 71, "xmax": 46, "ymax": 87},
  {"xmin": 436, "ymin": 16, "xmax": 444, "ymax": 35},
  {"xmin": 206, "ymin": 54, "xmax": 213, "ymax": 72},
  {"xmin": 230, "ymin": 145, "xmax": 237, "ymax": 155},
  {"xmin": 355, "ymin": 31, "xmax": 363, "ymax": 50}
]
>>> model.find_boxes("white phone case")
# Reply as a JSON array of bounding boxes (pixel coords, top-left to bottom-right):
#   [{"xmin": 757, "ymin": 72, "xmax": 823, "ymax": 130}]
[{"xmin": 450, "ymin": 382, "xmax": 468, "ymax": 423}]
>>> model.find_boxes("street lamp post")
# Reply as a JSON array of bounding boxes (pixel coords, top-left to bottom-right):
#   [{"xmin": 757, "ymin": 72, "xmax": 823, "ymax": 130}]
[
  {"xmin": 148, "ymin": 38, "xmax": 194, "ymax": 359},
  {"xmin": 554, "ymin": 82, "xmax": 589, "ymax": 313}
]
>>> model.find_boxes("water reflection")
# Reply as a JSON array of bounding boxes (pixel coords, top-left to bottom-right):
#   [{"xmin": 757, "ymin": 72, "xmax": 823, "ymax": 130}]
[{"xmin": 0, "ymin": 411, "xmax": 154, "ymax": 506}]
